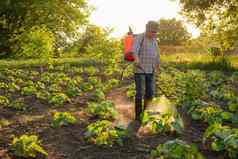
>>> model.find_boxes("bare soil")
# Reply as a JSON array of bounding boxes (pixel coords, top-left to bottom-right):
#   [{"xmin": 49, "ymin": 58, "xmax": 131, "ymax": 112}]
[{"xmin": 0, "ymin": 86, "xmax": 228, "ymax": 159}]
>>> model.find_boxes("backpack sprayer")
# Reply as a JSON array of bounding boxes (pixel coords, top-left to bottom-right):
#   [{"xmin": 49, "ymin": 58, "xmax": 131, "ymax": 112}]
[{"xmin": 120, "ymin": 27, "xmax": 145, "ymax": 81}]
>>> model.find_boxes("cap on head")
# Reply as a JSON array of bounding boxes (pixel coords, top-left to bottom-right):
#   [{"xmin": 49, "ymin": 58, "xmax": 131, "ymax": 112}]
[{"xmin": 146, "ymin": 21, "xmax": 159, "ymax": 32}]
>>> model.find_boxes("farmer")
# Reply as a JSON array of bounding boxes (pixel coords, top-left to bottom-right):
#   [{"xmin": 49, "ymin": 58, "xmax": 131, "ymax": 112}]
[{"xmin": 132, "ymin": 20, "xmax": 160, "ymax": 122}]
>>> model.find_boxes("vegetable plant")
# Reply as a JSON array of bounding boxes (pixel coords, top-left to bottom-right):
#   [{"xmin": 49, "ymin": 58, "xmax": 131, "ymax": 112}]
[
  {"xmin": 11, "ymin": 135, "xmax": 48, "ymax": 158},
  {"xmin": 190, "ymin": 104, "xmax": 233, "ymax": 125},
  {"xmin": 151, "ymin": 139, "xmax": 205, "ymax": 159},
  {"xmin": 8, "ymin": 98, "xmax": 26, "ymax": 111},
  {"xmin": 21, "ymin": 85, "xmax": 37, "ymax": 96},
  {"xmin": 52, "ymin": 112, "xmax": 77, "ymax": 127},
  {"xmin": 64, "ymin": 80, "xmax": 80, "ymax": 97},
  {"xmin": 0, "ymin": 95, "xmax": 10, "ymax": 106},
  {"xmin": 210, "ymin": 85, "xmax": 236, "ymax": 102},
  {"xmin": 84, "ymin": 120, "xmax": 128, "ymax": 146},
  {"xmin": 91, "ymin": 88, "xmax": 105, "ymax": 101},
  {"xmin": 80, "ymin": 82, "xmax": 94, "ymax": 92},
  {"xmin": 49, "ymin": 93, "xmax": 70, "ymax": 105},
  {"xmin": 203, "ymin": 124, "xmax": 238, "ymax": 158},
  {"xmin": 141, "ymin": 111, "xmax": 184, "ymax": 135},
  {"xmin": 86, "ymin": 100, "xmax": 117, "ymax": 120}
]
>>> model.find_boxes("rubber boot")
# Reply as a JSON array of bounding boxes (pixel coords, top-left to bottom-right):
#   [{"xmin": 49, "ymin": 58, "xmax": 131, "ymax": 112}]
[{"xmin": 135, "ymin": 98, "xmax": 143, "ymax": 122}]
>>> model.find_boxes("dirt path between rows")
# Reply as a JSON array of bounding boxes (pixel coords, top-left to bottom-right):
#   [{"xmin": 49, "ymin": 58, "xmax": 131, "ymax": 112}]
[{"xmin": 106, "ymin": 86, "xmax": 134, "ymax": 128}]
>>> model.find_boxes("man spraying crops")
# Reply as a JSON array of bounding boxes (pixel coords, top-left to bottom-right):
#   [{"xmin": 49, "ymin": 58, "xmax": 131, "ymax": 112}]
[{"xmin": 131, "ymin": 21, "xmax": 160, "ymax": 122}]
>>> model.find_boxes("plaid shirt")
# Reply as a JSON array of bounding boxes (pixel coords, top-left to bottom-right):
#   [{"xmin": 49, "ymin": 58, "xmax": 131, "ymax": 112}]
[{"xmin": 132, "ymin": 33, "xmax": 160, "ymax": 74}]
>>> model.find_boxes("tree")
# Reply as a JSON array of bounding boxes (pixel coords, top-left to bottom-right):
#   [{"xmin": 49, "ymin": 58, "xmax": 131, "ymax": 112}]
[
  {"xmin": 65, "ymin": 24, "xmax": 112, "ymax": 53},
  {"xmin": 0, "ymin": 0, "xmax": 92, "ymax": 57},
  {"xmin": 65, "ymin": 24, "xmax": 123, "ymax": 64},
  {"xmin": 158, "ymin": 18, "xmax": 191, "ymax": 45},
  {"xmin": 178, "ymin": 0, "xmax": 238, "ymax": 51},
  {"xmin": 79, "ymin": 24, "xmax": 113, "ymax": 53},
  {"xmin": 184, "ymin": 34, "xmax": 210, "ymax": 54},
  {"xmin": 13, "ymin": 25, "xmax": 55, "ymax": 59}
]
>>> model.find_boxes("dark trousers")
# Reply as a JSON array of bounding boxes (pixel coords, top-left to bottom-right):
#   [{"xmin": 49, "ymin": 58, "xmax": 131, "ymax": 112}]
[{"xmin": 134, "ymin": 73, "xmax": 154, "ymax": 100}]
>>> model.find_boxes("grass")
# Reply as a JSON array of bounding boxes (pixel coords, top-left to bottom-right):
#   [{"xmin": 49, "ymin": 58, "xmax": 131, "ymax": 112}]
[
  {"xmin": 161, "ymin": 53, "xmax": 238, "ymax": 71},
  {"xmin": 161, "ymin": 53, "xmax": 238, "ymax": 64},
  {"xmin": 0, "ymin": 57, "xmax": 101, "ymax": 69},
  {"xmin": 161, "ymin": 53, "xmax": 211, "ymax": 63},
  {"xmin": 0, "ymin": 53, "xmax": 237, "ymax": 72}
]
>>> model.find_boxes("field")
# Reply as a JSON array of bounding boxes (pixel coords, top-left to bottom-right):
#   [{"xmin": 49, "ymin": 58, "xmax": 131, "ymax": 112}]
[{"xmin": 1, "ymin": 54, "xmax": 238, "ymax": 159}]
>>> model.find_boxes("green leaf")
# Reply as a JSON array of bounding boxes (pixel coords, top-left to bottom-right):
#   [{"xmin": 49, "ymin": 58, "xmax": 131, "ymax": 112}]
[
  {"xmin": 211, "ymin": 140, "xmax": 225, "ymax": 151},
  {"xmin": 228, "ymin": 102, "xmax": 238, "ymax": 112},
  {"xmin": 11, "ymin": 135, "xmax": 48, "ymax": 158},
  {"xmin": 191, "ymin": 112, "xmax": 201, "ymax": 120},
  {"xmin": 221, "ymin": 112, "xmax": 232, "ymax": 120}
]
